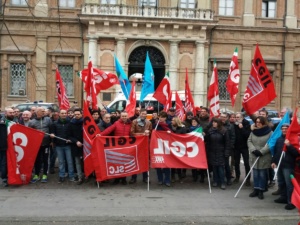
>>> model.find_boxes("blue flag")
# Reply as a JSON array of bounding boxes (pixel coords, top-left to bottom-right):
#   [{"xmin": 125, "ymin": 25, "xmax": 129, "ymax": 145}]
[
  {"xmin": 140, "ymin": 52, "xmax": 154, "ymax": 102},
  {"xmin": 114, "ymin": 55, "xmax": 131, "ymax": 100},
  {"xmin": 267, "ymin": 111, "xmax": 290, "ymax": 156}
]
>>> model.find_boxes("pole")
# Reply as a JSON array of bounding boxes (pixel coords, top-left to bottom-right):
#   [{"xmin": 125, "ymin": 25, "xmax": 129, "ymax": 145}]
[
  {"xmin": 234, "ymin": 156, "xmax": 260, "ymax": 198},
  {"xmin": 273, "ymin": 151, "xmax": 285, "ymax": 180},
  {"xmin": 147, "ymin": 170, "xmax": 150, "ymax": 192},
  {"xmin": 44, "ymin": 132, "xmax": 69, "ymax": 142},
  {"xmin": 207, "ymin": 168, "xmax": 212, "ymax": 194}
]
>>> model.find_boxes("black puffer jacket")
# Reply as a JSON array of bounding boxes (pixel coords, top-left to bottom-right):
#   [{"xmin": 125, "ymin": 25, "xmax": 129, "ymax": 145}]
[
  {"xmin": 0, "ymin": 117, "xmax": 7, "ymax": 151},
  {"xmin": 272, "ymin": 135, "xmax": 300, "ymax": 169},
  {"xmin": 205, "ymin": 127, "xmax": 231, "ymax": 166},
  {"xmin": 52, "ymin": 119, "xmax": 70, "ymax": 146},
  {"xmin": 68, "ymin": 118, "xmax": 83, "ymax": 157},
  {"xmin": 234, "ymin": 119, "xmax": 251, "ymax": 149}
]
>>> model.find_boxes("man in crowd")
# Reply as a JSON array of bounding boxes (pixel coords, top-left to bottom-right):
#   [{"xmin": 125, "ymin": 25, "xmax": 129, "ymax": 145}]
[
  {"xmin": 129, "ymin": 108, "xmax": 152, "ymax": 184},
  {"xmin": 67, "ymin": 109, "xmax": 74, "ymax": 120},
  {"xmin": 166, "ymin": 107, "xmax": 176, "ymax": 125},
  {"xmin": 68, "ymin": 108, "xmax": 84, "ymax": 185},
  {"xmin": 233, "ymin": 112, "xmax": 251, "ymax": 185},
  {"xmin": 150, "ymin": 112, "xmax": 158, "ymax": 128},
  {"xmin": 50, "ymin": 109, "xmax": 75, "ymax": 183},
  {"xmin": 130, "ymin": 107, "xmax": 141, "ymax": 121},
  {"xmin": 97, "ymin": 113, "xmax": 112, "ymax": 132},
  {"xmin": 29, "ymin": 107, "xmax": 52, "ymax": 183},
  {"xmin": 19, "ymin": 110, "xmax": 31, "ymax": 126}
]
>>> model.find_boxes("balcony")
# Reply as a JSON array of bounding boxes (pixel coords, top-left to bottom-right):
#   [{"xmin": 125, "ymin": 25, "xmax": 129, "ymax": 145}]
[{"xmin": 81, "ymin": 4, "xmax": 214, "ymax": 21}]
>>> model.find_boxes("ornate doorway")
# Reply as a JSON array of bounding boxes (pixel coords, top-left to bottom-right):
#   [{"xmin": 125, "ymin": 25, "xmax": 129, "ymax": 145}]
[{"xmin": 128, "ymin": 46, "xmax": 165, "ymax": 89}]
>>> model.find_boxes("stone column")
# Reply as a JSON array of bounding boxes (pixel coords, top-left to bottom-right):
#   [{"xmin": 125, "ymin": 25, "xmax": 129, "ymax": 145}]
[
  {"xmin": 169, "ymin": 40, "xmax": 180, "ymax": 90},
  {"xmin": 285, "ymin": 0, "xmax": 297, "ymax": 29},
  {"xmin": 243, "ymin": 0, "xmax": 255, "ymax": 27},
  {"xmin": 194, "ymin": 40, "xmax": 206, "ymax": 106},
  {"xmin": 35, "ymin": 36, "xmax": 47, "ymax": 102},
  {"xmin": 116, "ymin": 38, "xmax": 127, "ymax": 67},
  {"xmin": 34, "ymin": 0, "xmax": 48, "ymax": 17},
  {"xmin": 88, "ymin": 36, "xmax": 98, "ymax": 66}
]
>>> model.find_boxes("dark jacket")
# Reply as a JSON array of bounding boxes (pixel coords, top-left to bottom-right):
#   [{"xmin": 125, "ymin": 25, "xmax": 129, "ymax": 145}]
[
  {"xmin": 68, "ymin": 117, "xmax": 83, "ymax": 157},
  {"xmin": 0, "ymin": 117, "xmax": 7, "ymax": 151},
  {"xmin": 205, "ymin": 127, "xmax": 231, "ymax": 166},
  {"xmin": 273, "ymin": 135, "xmax": 300, "ymax": 169},
  {"xmin": 223, "ymin": 120, "xmax": 235, "ymax": 149},
  {"xmin": 97, "ymin": 121, "xmax": 112, "ymax": 132},
  {"xmin": 52, "ymin": 118, "xmax": 70, "ymax": 146},
  {"xmin": 169, "ymin": 125, "xmax": 187, "ymax": 134},
  {"xmin": 234, "ymin": 119, "xmax": 251, "ymax": 150},
  {"xmin": 199, "ymin": 115, "xmax": 210, "ymax": 133}
]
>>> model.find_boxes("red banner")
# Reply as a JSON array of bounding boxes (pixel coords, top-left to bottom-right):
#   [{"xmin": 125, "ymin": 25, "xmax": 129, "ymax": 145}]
[
  {"xmin": 55, "ymin": 69, "xmax": 70, "ymax": 110},
  {"xmin": 125, "ymin": 79, "xmax": 136, "ymax": 118},
  {"xmin": 153, "ymin": 73, "xmax": 172, "ymax": 112},
  {"xmin": 83, "ymin": 101, "xmax": 100, "ymax": 177},
  {"xmin": 150, "ymin": 130, "xmax": 207, "ymax": 169},
  {"xmin": 207, "ymin": 60, "xmax": 220, "ymax": 118},
  {"xmin": 7, "ymin": 124, "xmax": 44, "ymax": 185},
  {"xmin": 92, "ymin": 136, "xmax": 149, "ymax": 181},
  {"xmin": 185, "ymin": 68, "xmax": 196, "ymax": 115},
  {"xmin": 242, "ymin": 44, "xmax": 277, "ymax": 115}
]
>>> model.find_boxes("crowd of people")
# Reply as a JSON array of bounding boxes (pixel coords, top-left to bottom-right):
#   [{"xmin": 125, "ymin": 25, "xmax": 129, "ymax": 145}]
[{"xmin": 0, "ymin": 104, "xmax": 298, "ymax": 210}]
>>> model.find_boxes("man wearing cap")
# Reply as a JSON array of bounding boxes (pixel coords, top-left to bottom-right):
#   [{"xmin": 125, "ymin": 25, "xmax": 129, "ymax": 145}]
[
  {"xmin": 166, "ymin": 107, "xmax": 176, "ymax": 125},
  {"xmin": 272, "ymin": 123, "xmax": 299, "ymax": 210}
]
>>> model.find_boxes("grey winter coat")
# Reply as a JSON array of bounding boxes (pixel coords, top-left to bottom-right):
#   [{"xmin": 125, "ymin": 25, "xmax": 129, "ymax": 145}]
[
  {"xmin": 28, "ymin": 116, "xmax": 52, "ymax": 146},
  {"xmin": 247, "ymin": 126, "xmax": 273, "ymax": 169}
]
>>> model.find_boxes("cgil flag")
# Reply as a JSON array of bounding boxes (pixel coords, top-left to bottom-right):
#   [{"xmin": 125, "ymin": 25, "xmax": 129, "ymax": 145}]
[
  {"xmin": 125, "ymin": 79, "xmax": 137, "ymax": 118},
  {"xmin": 140, "ymin": 52, "xmax": 155, "ymax": 102},
  {"xmin": 185, "ymin": 68, "xmax": 195, "ymax": 115},
  {"xmin": 114, "ymin": 55, "xmax": 131, "ymax": 100},
  {"xmin": 55, "ymin": 69, "xmax": 70, "ymax": 110},
  {"xmin": 284, "ymin": 108, "xmax": 300, "ymax": 152},
  {"xmin": 175, "ymin": 91, "xmax": 185, "ymax": 121},
  {"xmin": 226, "ymin": 47, "xmax": 240, "ymax": 107},
  {"xmin": 207, "ymin": 59, "xmax": 220, "ymax": 118},
  {"xmin": 242, "ymin": 44, "xmax": 277, "ymax": 115},
  {"xmin": 153, "ymin": 72, "xmax": 172, "ymax": 112},
  {"xmin": 84, "ymin": 61, "xmax": 98, "ymax": 110}
]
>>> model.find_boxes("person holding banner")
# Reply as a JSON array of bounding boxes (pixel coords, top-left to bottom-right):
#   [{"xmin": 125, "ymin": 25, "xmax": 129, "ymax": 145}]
[
  {"xmin": 248, "ymin": 116, "xmax": 273, "ymax": 200},
  {"xmin": 272, "ymin": 123, "xmax": 298, "ymax": 210},
  {"xmin": 0, "ymin": 111, "xmax": 8, "ymax": 187},
  {"xmin": 205, "ymin": 117, "xmax": 231, "ymax": 190},
  {"xmin": 129, "ymin": 108, "xmax": 152, "ymax": 184}
]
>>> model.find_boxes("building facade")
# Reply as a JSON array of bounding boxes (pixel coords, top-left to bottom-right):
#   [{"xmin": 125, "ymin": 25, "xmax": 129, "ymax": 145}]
[{"xmin": 0, "ymin": 0, "xmax": 299, "ymax": 112}]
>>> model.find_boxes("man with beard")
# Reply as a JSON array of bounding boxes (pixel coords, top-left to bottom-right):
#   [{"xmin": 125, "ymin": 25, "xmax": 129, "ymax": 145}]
[
  {"xmin": 0, "ymin": 108, "xmax": 15, "ymax": 187},
  {"xmin": 29, "ymin": 107, "xmax": 52, "ymax": 183},
  {"xmin": 130, "ymin": 107, "xmax": 141, "ymax": 121},
  {"xmin": 19, "ymin": 110, "xmax": 31, "ymax": 127}
]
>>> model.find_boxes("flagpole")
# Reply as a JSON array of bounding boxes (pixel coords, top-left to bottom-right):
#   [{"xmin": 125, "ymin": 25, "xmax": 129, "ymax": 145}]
[
  {"xmin": 207, "ymin": 169, "xmax": 212, "ymax": 194},
  {"xmin": 273, "ymin": 151, "xmax": 285, "ymax": 181},
  {"xmin": 234, "ymin": 156, "xmax": 260, "ymax": 198},
  {"xmin": 45, "ymin": 133, "xmax": 69, "ymax": 142},
  {"xmin": 147, "ymin": 170, "xmax": 150, "ymax": 192}
]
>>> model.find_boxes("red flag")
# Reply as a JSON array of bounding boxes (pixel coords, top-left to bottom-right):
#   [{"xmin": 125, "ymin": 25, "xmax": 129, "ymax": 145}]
[
  {"xmin": 175, "ymin": 91, "xmax": 185, "ymax": 121},
  {"xmin": 242, "ymin": 44, "xmax": 277, "ymax": 115},
  {"xmin": 79, "ymin": 67, "xmax": 119, "ymax": 92},
  {"xmin": 226, "ymin": 47, "xmax": 240, "ymax": 107},
  {"xmin": 150, "ymin": 129, "xmax": 207, "ymax": 169},
  {"xmin": 85, "ymin": 61, "xmax": 98, "ymax": 110},
  {"xmin": 83, "ymin": 101, "xmax": 101, "ymax": 177},
  {"xmin": 207, "ymin": 60, "xmax": 220, "ymax": 118},
  {"xmin": 153, "ymin": 72, "xmax": 172, "ymax": 112},
  {"xmin": 7, "ymin": 124, "xmax": 44, "ymax": 185},
  {"xmin": 55, "ymin": 69, "xmax": 70, "ymax": 110},
  {"xmin": 291, "ymin": 175, "xmax": 300, "ymax": 211},
  {"xmin": 92, "ymin": 135, "xmax": 149, "ymax": 181},
  {"xmin": 284, "ymin": 108, "xmax": 300, "ymax": 151},
  {"xmin": 185, "ymin": 68, "xmax": 195, "ymax": 115},
  {"xmin": 125, "ymin": 79, "xmax": 136, "ymax": 117}
]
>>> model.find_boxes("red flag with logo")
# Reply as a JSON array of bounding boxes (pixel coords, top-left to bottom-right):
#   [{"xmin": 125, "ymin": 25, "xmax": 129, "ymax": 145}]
[
  {"xmin": 92, "ymin": 136, "xmax": 149, "ymax": 181},
  {"xmin": 226, "ymin": 47, "xmax": 240, "ymax": 107},
  {"xmin": 150, "ymin": 129, "xmax": 207, "ymax": 169},
  {"xmin": 153, "ymin": 72, "xmax": 172, "ymax": 112},
  {"xmin": 56, "ymin": 69, "xmax": 70, "ymax": 110},
  {"xmin": 125, "ymin": 79, "xmax": 136, "ymax": 118},
  {"xmin": 84, "ymin": 61, "xmax": 98, "ymax": 110},
  {"xmin": 207, "ymin": 60, "xmax": 220, "ymax": 118},
  {"xmin": 242, "ymin": 44, "xmax": 277, "ymax": 115},
  {"xmin": 83, "ymin": 101, "xmax": 100, "ymax": 177},
  {"xmin": 185, "ymin": 68, "xmax": 196, "ymax": 115},
  {"xmin": 79, "ymin": 67, "xmax": 119, "ymax": 92},
  {"xmin": 284, "ymin": 108, "xmax": 300, "ymax": 152},
  {"xmin": 7, "ymin": 124, "xmax": 44, "ymax": 185},
  {"xmin": 175, "ymin": 91, "xmax": 185, "ymax": 121}
]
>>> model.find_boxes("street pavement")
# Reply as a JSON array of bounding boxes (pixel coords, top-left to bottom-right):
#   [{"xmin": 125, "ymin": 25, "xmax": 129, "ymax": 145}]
[{"xmin": 0, "ymin": 169, "xmax": 299, "ymax": 225}]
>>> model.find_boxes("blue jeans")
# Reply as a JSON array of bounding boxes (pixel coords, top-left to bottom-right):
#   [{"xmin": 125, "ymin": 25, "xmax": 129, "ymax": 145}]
[
  {"xmin": 0, "ymin": 151, "xmax": 7, "ymax": 181},
  {"xmin": 213, "ymin": 165, "xmax": 225, "ymax": 185},
  {"xmin": 277, "ymin": 167, "xmax": 294, "ymax": 204},
  {"xmin": 56, "ymin": 145, "xmax": 74, "ymax": 179},
  {"xmin": 74, "ymin": 156, "xmax": 83, "ymax": 179},
  {"xmin": 156, "ymin": 168, "xmax": 170, "ymax": 184},
  {"xmin": 253, "ymin": 168, "xmax": 268, "ymax": 191}
]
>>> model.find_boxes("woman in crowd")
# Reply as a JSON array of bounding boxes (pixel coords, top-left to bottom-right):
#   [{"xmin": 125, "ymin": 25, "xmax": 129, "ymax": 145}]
[
  {"xmin": 248, "ymin": 116, "xmax": 272, "ymax": 200},
  {"xmin": 205, "ymin": 117, "xmax": 230, "ymax": 190}
]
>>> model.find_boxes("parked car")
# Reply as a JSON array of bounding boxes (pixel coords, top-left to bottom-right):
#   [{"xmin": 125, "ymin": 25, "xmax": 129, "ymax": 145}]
[
  {"xmin": 14, "ymin": 102, "xmax": 59, "ymax": 112},
  {"xmin": 244, "ymin": 109, "xmax": 281, "ymax": 125}
]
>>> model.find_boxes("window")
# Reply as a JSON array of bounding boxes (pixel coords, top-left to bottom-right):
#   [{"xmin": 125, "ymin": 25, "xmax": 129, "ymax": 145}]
[
  {"xmin": 11, "ymin": 0, "xmax": 26, "ymax": 6},
  {"xmin": 100, "ymin": 0, "xmax": 117, "ymax": 4},
  {"xmin": 58, "ymin": 65, "xmax": 74, "ymax": 96},
  {"xmin": 139, "ymin": 0, "xmax": 157, "ymax": 7},
  {"xmin": 219, "ymin": 0, "xmax": 234, "ymax": 16},
  {"xmin": 10, "ymin": 63, "xmax": 26, "ymax": 96},
  {"xmin": 180, "ymin": 0, "xmax": 195, "ymax": 9},
  {"xmin": 218, "ymin": 69, "xmax": 230, "ymax": 101},
  {"xmin": 59, "ymin": 0, "xmax": 75, "ymax": 8},
  {"xmin": 262, "ymin": 0, "xmax": 276, "ymax": 18}
]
